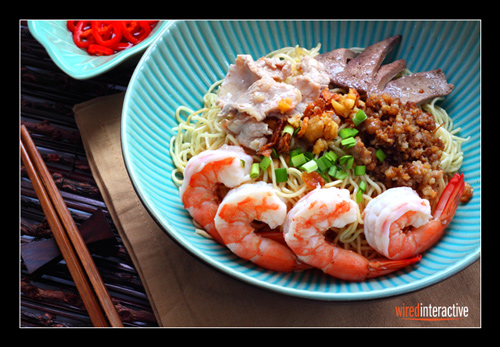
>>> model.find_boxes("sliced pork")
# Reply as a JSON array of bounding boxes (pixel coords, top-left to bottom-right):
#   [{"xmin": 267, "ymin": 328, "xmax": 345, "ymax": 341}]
[
  {"xmin": 215, "ymin": 53, "xmax": 330, "ymax": 152},
  {"xmin": 291, "ymin": 56, "xmax": 331, "ymax": 113},
  {"xmin": 216, "ymin": 55, "xmax": 293, "ymax": 117},
  {"xmin": 229, "ymin": 75, "xmax": 302, "ymax": 121}
]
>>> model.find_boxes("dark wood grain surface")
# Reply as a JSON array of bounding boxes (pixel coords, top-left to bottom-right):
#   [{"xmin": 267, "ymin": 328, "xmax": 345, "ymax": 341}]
[{"xmin": 20, "ymin": 20, "xmax": 157, "ymax": 327}]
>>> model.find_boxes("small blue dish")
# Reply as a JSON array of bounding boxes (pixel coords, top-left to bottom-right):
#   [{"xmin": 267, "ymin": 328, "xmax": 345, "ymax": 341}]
[
  {"xmin": 122, "ymin": 20, "xmax": 480, "ymax": 301},
  {"xmin": 28, "ymin": 20, "xmax": 168, "ymax": 80}
]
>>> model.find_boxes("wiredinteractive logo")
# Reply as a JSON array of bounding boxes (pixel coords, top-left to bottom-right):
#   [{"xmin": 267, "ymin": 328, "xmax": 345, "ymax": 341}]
[{"xmin": 395, "ymin": 303, "xmax": 469, "ymax": 321}]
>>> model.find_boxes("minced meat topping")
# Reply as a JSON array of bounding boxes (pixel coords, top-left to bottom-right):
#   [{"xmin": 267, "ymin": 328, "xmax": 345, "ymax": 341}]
[{"xmin": 350, "ymin": 93, "xmax": 445, "ymax": 201}]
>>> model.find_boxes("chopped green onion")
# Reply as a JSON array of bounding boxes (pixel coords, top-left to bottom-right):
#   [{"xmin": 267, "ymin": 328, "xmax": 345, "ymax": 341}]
[
  {"xmin": 327, "ymin": 165, "xmax": 337, "ymax": 178},
  {"xmin": 340, "ymin": 137, "xmax": 356, "ymax": 148},
  {"xmin": 289, "ymin": 147, "xmax": 302, "ymax": 158},
  {"xmin": 356, "ymin": 180, "xmax": 367, "ymax": 203},
  {"xmin": 353, "ymin": 109, "xmax": 367, "ymax": 126},
  {"xmin": 356, "ymin": 189, "xmax": 364, "ymax": 203},
  {"xmin": 290, "ymin": 153, "xmax": 307, "ymax": 167},
  {"xmin": 240, "ymin": 159, "xmax": 246, "ymax": 167},
  {"xmin": 339, "ymin": 155, "xmax": 350, "ymax": 164},
  {"xmin": 334, "ymin": 169, "xmax": 348, "ymax": 180},
  {"xmin": 339, "ymin": 155, "xmax": 354, "ymax": 170},
  {"xmin": 324, "ymin": 151, "xmax": 338, "ymax": 164},
  {"xmin": 304, "ymin": 152, "xmax": 314, "ymax": 160},
  {"xmin": 302, "ymin": 160, "xmax": 318, "ymax": 173},
  {"xmin": 346, "ymin": 157, "xmax": 354, "ymax": 170},
  {"xmin": 259, "ymin": 156, "xmax": 271, "ymax": 170},
  {"xmin": 282, "ymin": 124, "xmax": 294, "ymax": 136},
  {"xmin": 274, "ymin": 168, "xmax": 288, "ymax": 183},
  {"xmin": 250, "ymin": 163, "xmax": 260, "ymax": 179},
  {"xmin": 359, "ymin": 180, "xmax": 367, "ymax": 192},
  {"xmin": 376, "ymin": 148, "xmax": 386, "ymax": 162},
  {"xmin": 316, "ymin": 156, "xmax": 333, "ymax": 172},
  {"xmin": 354, "ymin": 165, "xmax": 366, "ymax": 176},
  {"xmin": 271, "ymin": 148, "xmax": 279, "ymax": 158},
  {"xmin": 339, "ymin": 128, "xmax": 359, "ymax": 139}
]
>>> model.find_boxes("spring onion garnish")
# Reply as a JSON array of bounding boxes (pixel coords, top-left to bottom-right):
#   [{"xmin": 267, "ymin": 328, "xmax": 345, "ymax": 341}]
[
  {"xmin": 240, "ymin": 159, "xmax": 245, "ymax": 167},
  {"xmin": 259, "ymin": 156, "xmax": 271, "ymax": 170},
  {"xmin": 250, "ymin": 163, "xmax": 260, "ymax": 179},
  {"xmin": 328, "ymin": 165, "xmax": 337, "ymax": 178},
  {"xmin": 354, "ymin": 165, "xmax": 366, "ymax": 176},
  {"xmin": 289, "ymin": 147, "xmax": 302, "ymax": 158},
  {"xmin": 334, "ymin": 169, "xmax": 348, "ymax": 180},
  {"xmin": 359, "ymin": 180, "xmax": 367, "ymax": 192},
  {"xmin": 302, "ymin": 160, "xmax": 318, "ymax": 173},
  {"xmin": 356, "ymin": 180, "xmax": 367, "ymax": 203},
  {"xmin": 274, "ymin": 168, "xmax": 288, "ymax": 183},
  {"xmin": 303, "ymin": 151, "xmax": 314, "ymax": 161},
  {"xmin": 339, "ymin": 155, "xmax": 354, "ymax": 170},
  {"xmin": 324, "ymin": 151, "xmax": 337, "ymax": 164},
  {"xmin": 316, "ymin": 156, "xmax": 333, "ymax": 173},
  {"xmin": 339, "ymin": 128, "xmax": 359, "ymax": 139},
  {"xmin": 340, "ymin": 137, "xmax": 356, "ymax": 149},
  {"xmin": 375, "ymin": 148, "xmax": 386, "ymax": 162},
  {"xmin": 290, "ymin": 153, "xmax": 307, "ymax": 167},
  {"xmin": 356, "ymin": 189, "xmax": 363, "ymax": 203},
  {"xmin": 282, "ymin": 124, "xmax": 294, "ymax": 136},
  {"xmin": 353, "ymin": 109, "xmax": 367, "ymax": 126}
]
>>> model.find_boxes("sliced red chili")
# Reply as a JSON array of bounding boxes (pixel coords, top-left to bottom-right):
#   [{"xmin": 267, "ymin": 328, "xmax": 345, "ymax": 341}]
[
  {"xmin": 91, "ymin": 21, "xmax": 122, "ymax": 49},
  {"xmin": 120, "ymin": 21, "xmax": 151, "ymax": 44},
  {"xmin": 68, "ymin": 20, "xmax": 158, "ymax": 56},
  {"xmin": 87, "ymin": 44, "xmax": 114, "ymax": 56},
  {"xmin": 73, "ymin": 21, "xmax": 94, "ymax": 49},
  {"xmin": 66, "ymin": 20, "xmax": 77, "ymax": 32}
]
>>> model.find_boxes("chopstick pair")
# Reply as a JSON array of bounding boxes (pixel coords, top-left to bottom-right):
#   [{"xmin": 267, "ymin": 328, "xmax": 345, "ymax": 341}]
[{"xmin": 20, "ymin": 125, "xmax": 123, "ymax": 327}]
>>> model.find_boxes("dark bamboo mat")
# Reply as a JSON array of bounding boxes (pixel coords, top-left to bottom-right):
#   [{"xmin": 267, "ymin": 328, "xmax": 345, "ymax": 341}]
[{"xmin": 20, "ymin": 21, "xmax": 157, "ymax": 327}]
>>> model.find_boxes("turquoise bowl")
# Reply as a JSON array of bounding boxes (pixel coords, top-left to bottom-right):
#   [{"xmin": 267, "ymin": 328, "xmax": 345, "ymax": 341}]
[
  {"xmin": 27, "ymin": 20, "xmax": 168, "ymax": 80},
  {"xmin": 122, "ymin": 20, "xmax": 480, "ymax": 300}
]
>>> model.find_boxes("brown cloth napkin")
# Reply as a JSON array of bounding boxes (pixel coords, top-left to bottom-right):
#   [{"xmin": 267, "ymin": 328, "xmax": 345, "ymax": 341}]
[{"xmin": 74, "ymin": 92, "xmax": 481, "ymax": 327}]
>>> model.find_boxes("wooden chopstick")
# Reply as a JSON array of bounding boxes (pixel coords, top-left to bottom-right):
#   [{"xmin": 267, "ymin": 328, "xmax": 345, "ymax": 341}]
[{"xmin": 21, "ymin": 125, "xmax": 123, "ymax": 327}]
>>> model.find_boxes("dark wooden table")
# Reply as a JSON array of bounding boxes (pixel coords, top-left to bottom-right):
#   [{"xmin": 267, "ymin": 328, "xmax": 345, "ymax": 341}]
[{"xmin": 20, "ymin": 20, "xmax": 158, "ymax": 327}]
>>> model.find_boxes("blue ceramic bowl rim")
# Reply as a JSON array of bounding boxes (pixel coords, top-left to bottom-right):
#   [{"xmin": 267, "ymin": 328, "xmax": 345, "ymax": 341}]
[
  {"xmin": 121, "ymin": 20, "xmax": 480, "ymax": 301},
  {"xmin": 27, "ymin": 20, "xmax": 169, "ymax": 80}
]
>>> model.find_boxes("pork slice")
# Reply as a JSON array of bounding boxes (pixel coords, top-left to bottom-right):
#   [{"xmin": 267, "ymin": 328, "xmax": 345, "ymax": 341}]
[
  {"xmin": 291, "ymin": 56, "xmax": 331, "ymax": 113},
  {"xmin": 224, "ymin": 113, "xmax": 272, "ymax": 151},
  {"xmin": 232, "ymin": 75, "xmax": 302, "ymax": 121},
  {"xmin": 251, "ymin": 56, "xmax": 292, "ymax": 82},
  {"xmin": 383, "ymin": 69, "xmax": 454, "ymax": 105},
  {"xmin": 216, "ymin": 55, "xmax": 261, "ymax": 116},
  {"xmin": 215, "ymin": 55, "xmax": 293, "ymax": 116}
]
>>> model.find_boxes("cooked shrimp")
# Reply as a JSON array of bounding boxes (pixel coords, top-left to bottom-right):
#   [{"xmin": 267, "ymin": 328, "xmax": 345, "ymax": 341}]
[
  {"xmin": 283, "ymin": 187, "xmax": 421, "ymax": 281},
  {"xmin": 214, "ymin": 181, "xmax": 307, "ymax": 272},
  {"xmin": 364, "ymin": 173, "xmax": 465, "ymax": 260},
  {"xmin": 180, "ymin": 145, "xmax": 253, "ymax": 244}
]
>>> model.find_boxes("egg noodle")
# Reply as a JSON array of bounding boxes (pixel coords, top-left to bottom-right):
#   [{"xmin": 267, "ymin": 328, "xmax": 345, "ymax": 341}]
[{"xmin": 170, "ymin": 44, "xmax": 467, "ymax": 258}]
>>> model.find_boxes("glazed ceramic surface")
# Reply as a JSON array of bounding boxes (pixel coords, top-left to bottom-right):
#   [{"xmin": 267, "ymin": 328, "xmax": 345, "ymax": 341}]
[
  {"xmin": 122, "ymin": 20, "xmax": 480, "ymax": 300},
  {"xmin": 28, "ymin": 20, "xmax": 168, "ymax": 79}
]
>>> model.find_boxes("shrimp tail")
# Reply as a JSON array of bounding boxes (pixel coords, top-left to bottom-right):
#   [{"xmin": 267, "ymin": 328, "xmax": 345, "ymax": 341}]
[
  {"xmin": 433, "ymin": 173, "xmax": 465, "ymax": 222},
  {"xmin": 366, "ymin": 254, "xmax": 422, "ymax": 278}
]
